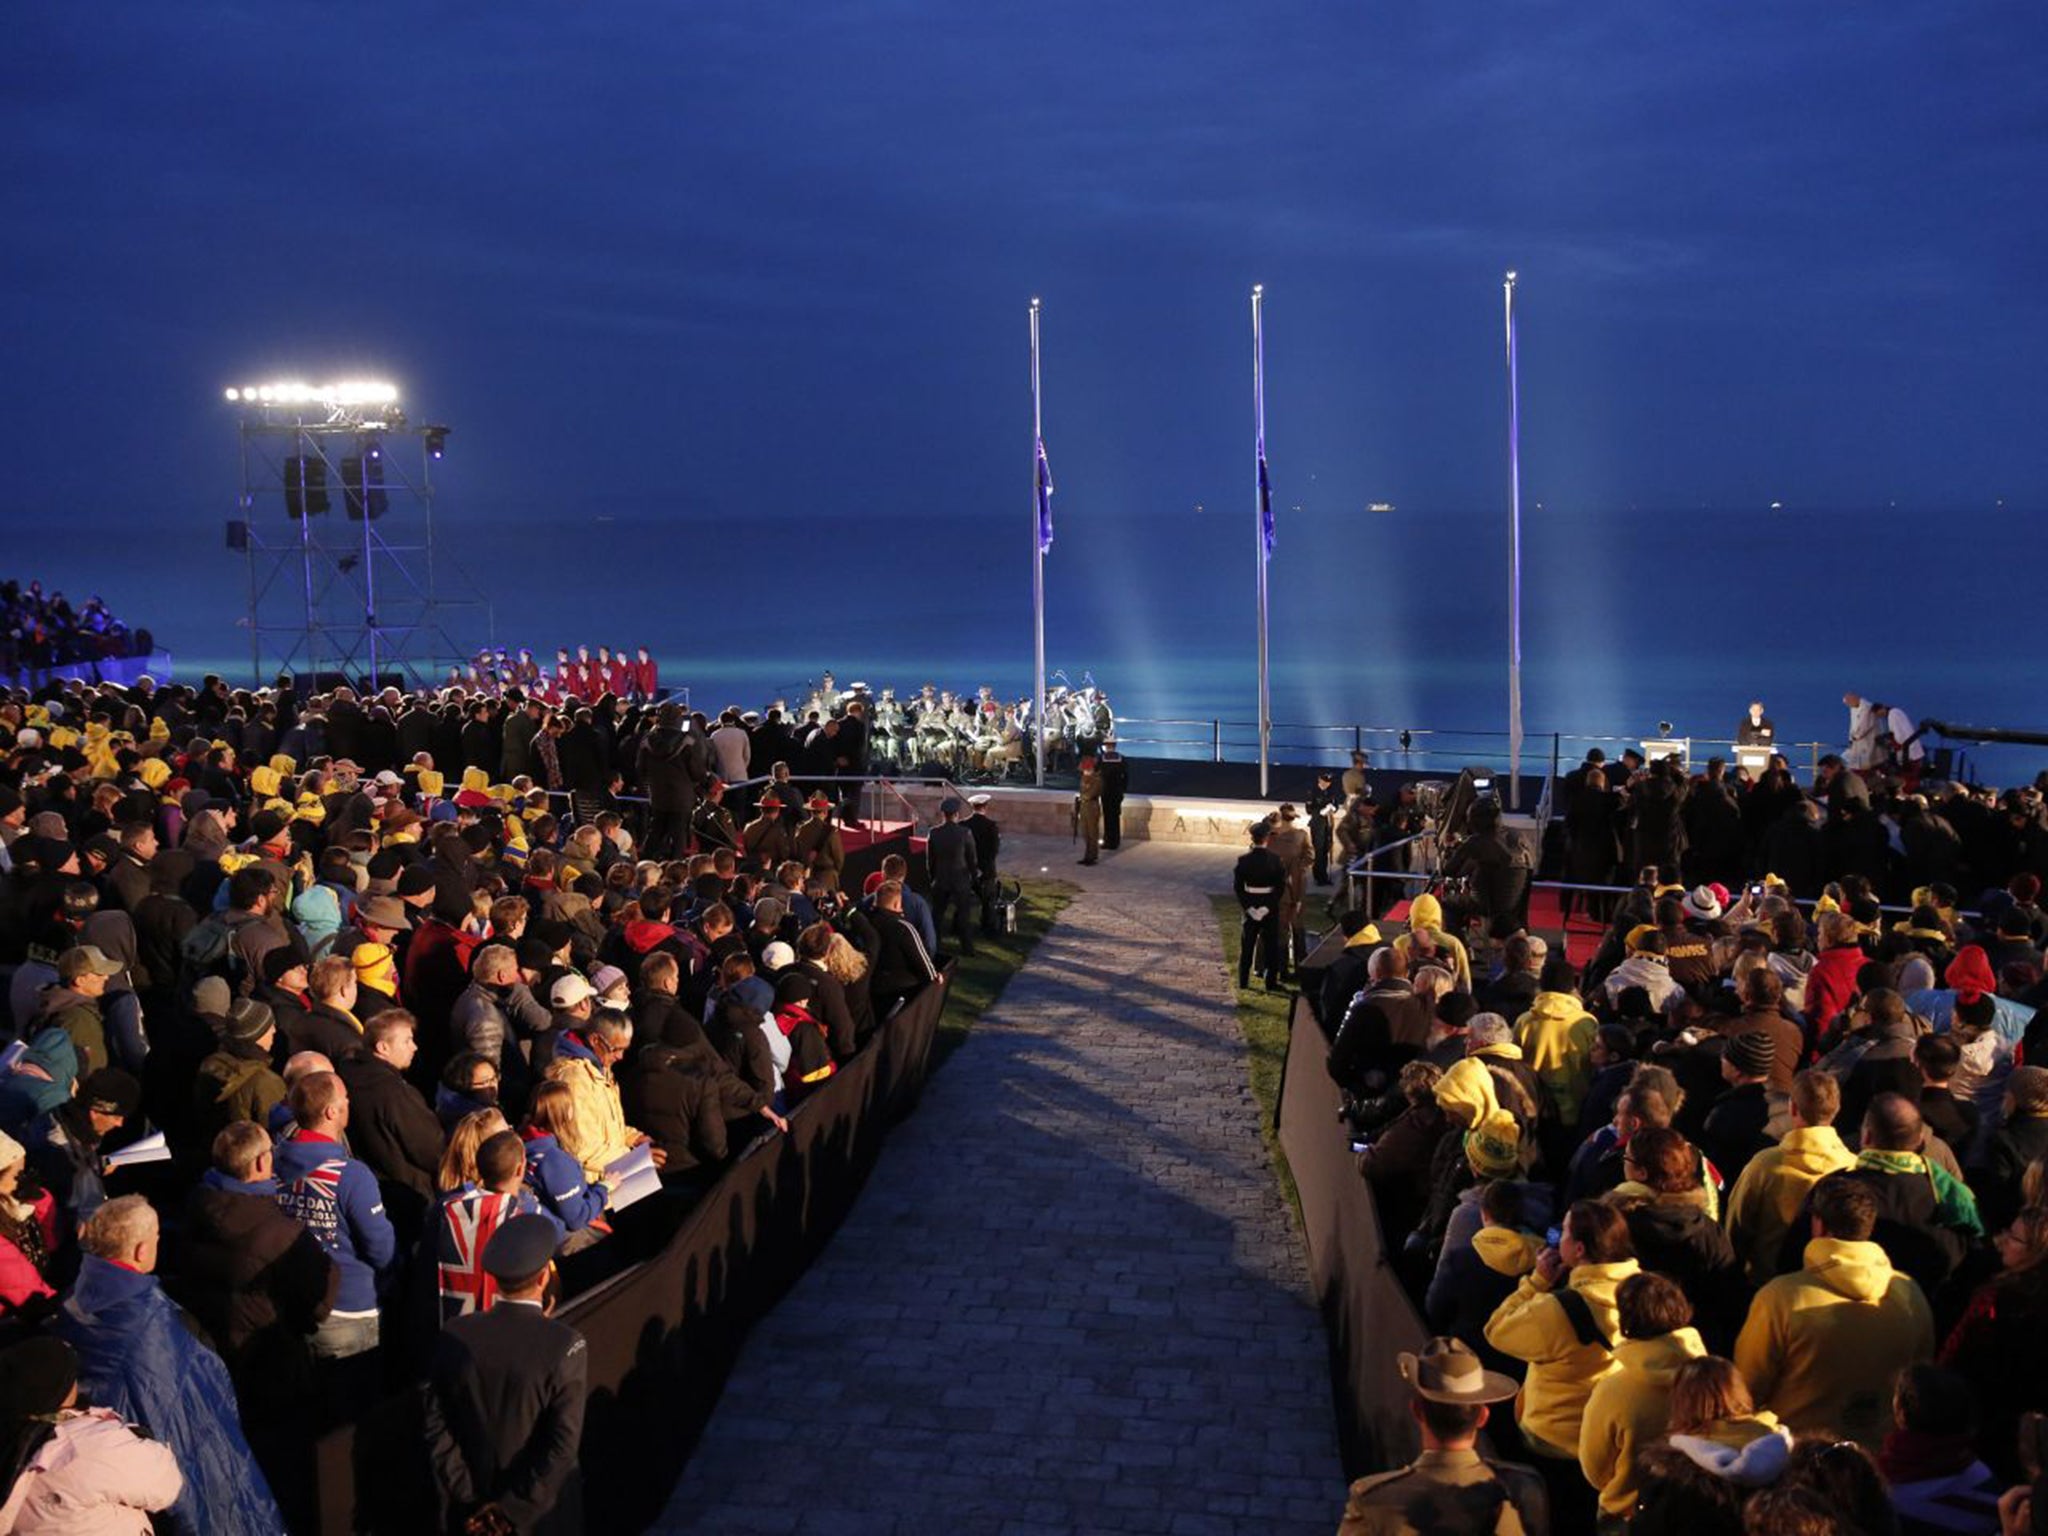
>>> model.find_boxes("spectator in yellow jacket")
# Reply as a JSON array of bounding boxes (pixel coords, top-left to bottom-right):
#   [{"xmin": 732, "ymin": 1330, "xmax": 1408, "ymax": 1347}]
[
  {"xmin": 1514, "ymin": 955, "xmax": 1598, "ymax": 1125},
  {"xmin": 1723, "ymin": 1070, "xmax": 1859, "ymax": 1285},
  {"xmin": 1393, "ymin": 893, "xmax": 1473, "ymax": 993},
  {"xmin": 1733, "ymin": 1173, "xmax": 1935, "ymax": 1449},
  {"xmin": 1578, "ymin": 1271, "xmax": 1707, "ymax": 1522},
  {"xmin": 1484, "ymin": 1200, "xmax": 1640, "ymax": 1460}
]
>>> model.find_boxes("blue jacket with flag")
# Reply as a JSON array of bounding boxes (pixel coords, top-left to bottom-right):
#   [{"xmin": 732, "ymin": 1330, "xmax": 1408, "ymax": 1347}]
[
  {"xmin": 520, "ymin": 1129, "xmax": 608, "ymax": 1231},
  {"xmin": 273, "ymin": 1131, "xmax": 396, "ymax": 1314},
  {"xmin": 58, "ymin": 1254, "xmax": 285, "ymax": 1536}
]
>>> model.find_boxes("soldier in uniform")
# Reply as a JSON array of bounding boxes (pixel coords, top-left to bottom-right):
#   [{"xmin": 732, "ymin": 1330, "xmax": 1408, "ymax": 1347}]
[
  {"xmin": 1096, "ymin": 736, "xmax": 1129, "ymax": 849},
  {"xmin": 423, "ymin": 1215, "xmax": 588, "ymax": 1535},
  {"xmin": 1074, "ymin": 758, "xmax": 1103, "ymax": 866},
  {"xmin": 691, "ymin": 779, "xmax": 740, "ymax": 853},
  {"xmin": 792, "ymin": 792, "xmax": 846, "ymax": 890},
  {"xmin": 1307, "ymin": 768, "xmax": 1345, "ymax": 886},
  {"xmin": 741, "ymin": 794, "xmax": 794, "ymax": 870},
  {"xmin": 1267, "ymin": 803, "xmax": 1314, "ymax": 973},
  {"xmin": 965, "ymin": 793, "xmax": 1001, "ymax": 933},
  {"xmin": 1337, "ymin": 1336, "xmax": 1548, "ymax": 1536},
  {"xmin": 1233, "ymin": 819, "xmax": 1286, "ymax": 990}
]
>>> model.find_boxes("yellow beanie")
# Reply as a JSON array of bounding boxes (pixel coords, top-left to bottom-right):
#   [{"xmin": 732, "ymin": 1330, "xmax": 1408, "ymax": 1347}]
[
  {"xmin": 416, "ymin": 769, "xmax": 445, "ymax": 798},
  {"xmin": 137, "ymin": 758, "xmax": 171, "ymax": 790}
]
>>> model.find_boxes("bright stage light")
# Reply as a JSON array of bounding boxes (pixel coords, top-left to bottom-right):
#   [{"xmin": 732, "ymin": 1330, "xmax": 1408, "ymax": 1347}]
[{"xmin": 226, "ymin": 380, "xmax": 401, "ymax": 408}]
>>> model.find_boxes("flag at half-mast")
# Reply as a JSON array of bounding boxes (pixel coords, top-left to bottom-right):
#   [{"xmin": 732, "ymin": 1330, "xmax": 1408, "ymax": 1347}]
[
  {"xmin": 1035, "ymin": 435, "xmax": 1055, "ymax": 554},
  {"xmin": 1257, "ymin": 433, "xmax": 1274, "ymax": 557}
]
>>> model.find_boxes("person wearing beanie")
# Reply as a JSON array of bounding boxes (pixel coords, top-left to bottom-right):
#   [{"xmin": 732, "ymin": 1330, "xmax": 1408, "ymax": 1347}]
[
  {"xmin": 0, "ymin": 1127, "xmax": 58, "ymax": 1318},
  {"xmin": 26, "ymin": 1066, "xmax": 140, "ymax": 1233},
  {"xmin": 190, "ymin": 1000, "xmax": 286, "ymax": 1144},
  {"xmin": 0, "ymin": 1333, "xmax": 184, "ymax": 1532},
  {"xmin": 1699, "ymin": 1031, "xmax": 1777, "ymax": 1186},
  {"xmin": 1735, "ymin": 1173, "xmax": 1934, "ymax": 1450}
]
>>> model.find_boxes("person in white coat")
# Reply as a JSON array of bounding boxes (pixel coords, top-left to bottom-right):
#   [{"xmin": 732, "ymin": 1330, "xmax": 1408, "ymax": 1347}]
[{"xmin": 0, "ymin": 1335, "xmax": 183, "ymax": 1535}]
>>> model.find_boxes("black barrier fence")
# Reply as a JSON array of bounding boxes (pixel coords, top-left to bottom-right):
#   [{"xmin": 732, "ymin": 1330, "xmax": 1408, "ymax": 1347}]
[
  {"xmin": 312, "ymin": 966, "xmax": 953, "ymax": 1535},
  {"xmin": 1276, "ymin": 992, "xmax": 1435, "ymax": 1482}
]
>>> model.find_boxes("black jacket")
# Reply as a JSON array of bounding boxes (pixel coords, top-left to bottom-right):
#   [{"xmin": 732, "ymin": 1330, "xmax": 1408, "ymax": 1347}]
[
  {"xmin": 172, "ymin": 1174, "xmax": 336, "ymax": 1403},
  {"xmin": 337, "ymin": 1055, "xmax": 446, "ymax": 1222},
  {"xmin": 868, "ymin": 908, "xmax": 939, "ymax": 1011},
  {"xmin": 636, "ymin": 727, "xmax": 707, "ymax": 813},
  {"xmin": 619, "ymin": 1045, "xmax": 730, "ymax": 1173},
  {"xmin": 925, "ymin": 821, "xmax": 978, "ymax": 891},
  {"xmin": 424, "ymin": 1302, "xmax": 588, "ymax": 1535}
]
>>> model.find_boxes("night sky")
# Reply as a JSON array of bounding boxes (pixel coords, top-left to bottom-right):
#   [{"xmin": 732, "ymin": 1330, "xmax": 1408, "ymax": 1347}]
[{"xmin": 6, "ymin": 4, "xmax": 2047, "ymax": 751}]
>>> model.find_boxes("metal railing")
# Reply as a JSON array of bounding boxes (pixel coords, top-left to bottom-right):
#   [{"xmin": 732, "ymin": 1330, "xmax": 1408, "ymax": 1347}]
[{"xmin": 1110, "ymin": 716, "xmax": 1837, "ymax": 783}]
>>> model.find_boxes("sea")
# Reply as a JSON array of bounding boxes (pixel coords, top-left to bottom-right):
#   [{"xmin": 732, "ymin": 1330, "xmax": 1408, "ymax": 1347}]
[{"xmin": 40, "ymin": 499, "xmax": 2048, "ymax": 784}]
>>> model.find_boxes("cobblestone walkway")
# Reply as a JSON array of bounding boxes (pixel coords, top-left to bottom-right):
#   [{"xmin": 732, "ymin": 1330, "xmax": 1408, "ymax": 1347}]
[{"xmin": 658, "ymin": 835, "xmax": 1341, "ymax": 1535}]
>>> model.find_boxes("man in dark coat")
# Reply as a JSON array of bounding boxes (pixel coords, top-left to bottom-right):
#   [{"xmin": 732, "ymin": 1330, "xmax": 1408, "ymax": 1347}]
[
  {"xmin": 423, "ymin": 1217, "xmax": 588, "ymax": 1535},
  {"xmin": 964, "ymin": 795, "xmax": 1002, "ymax": 933},
  {"xmin": 1700, "ymin": 1030, "xmax": 1776, "ymax": 1186},
  {"xmin": 868, "ymin": 881, "xmax": 940, "ymax": 1018},
  {"xmin": 636, "ymin": 703, "xmax": 707, "ymax": 861},
  {"xmin": 172, "ymin": 1121, "xmax": 337, "ymax": 1519},
  {"xmin": 925, "ymin": 797, "xmax": 980, "ymax": 958},
  {"xmin": 336, "ymin": 1009, "xmax": 446, "ymax": 1247}
]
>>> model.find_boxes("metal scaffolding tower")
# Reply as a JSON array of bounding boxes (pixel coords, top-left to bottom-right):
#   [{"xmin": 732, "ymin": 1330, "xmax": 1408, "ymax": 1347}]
[{"xmin": 224, "ymin": 381, "xmax": 492, "ymax": 690}]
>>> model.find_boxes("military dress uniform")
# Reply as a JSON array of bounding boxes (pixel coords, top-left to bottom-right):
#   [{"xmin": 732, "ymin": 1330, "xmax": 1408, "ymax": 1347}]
[
  {"xmin": 423, "ymin": 1218, "xmax": 589, "ymax": 1535},
  {"xmin": 1074, "ymin": 766, "xmax": 1103, "ymax": 865},
  {"xmin": 1338, "ymin": 1336, "xmax": 1549, "ymax": 1536},
  {"xmin": 1096, "ymin": 744, "xmax": 1129, "ymax": 849},
  {"xmin": 1337, "ymin": 1447, "xmax": 1548, "ymax": 1535}
]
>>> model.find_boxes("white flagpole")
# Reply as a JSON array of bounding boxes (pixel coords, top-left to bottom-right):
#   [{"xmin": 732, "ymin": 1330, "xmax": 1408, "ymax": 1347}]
[
  {"xmin": 1031, "ymin": 297, "xmax": 1047, "ymax": 789},
  {"xmin": 1252, "ymin": 283, "xmax": 1271, "ymax": 799},
  {"xmin": 1503, "ymin": 271, "xmax": 1524, "ymax": 811}
]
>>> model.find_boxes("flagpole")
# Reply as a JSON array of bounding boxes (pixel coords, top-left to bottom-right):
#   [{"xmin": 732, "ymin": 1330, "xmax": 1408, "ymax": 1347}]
[
  {"xmin": 1503, "ymin": 270, "xmax": 1523, "ymax": 812},
  {"xmin": 1252, "ymin": 283, "xmax": 1271, "ymax": 799},
  {"xmin": 1030, "ymin": 297, "xmax": 1047, "ymax": 789}
]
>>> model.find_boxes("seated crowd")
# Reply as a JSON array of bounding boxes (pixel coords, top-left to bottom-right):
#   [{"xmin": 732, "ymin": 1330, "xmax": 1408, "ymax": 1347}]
[
  {"xmin": 1, "ymin": 580, "xmax": 147, "ymax": 675},
  {"xmin": 0, "ymin": 670, "xmax": 956, "ymax": 1532},
  {"xmin": 1327, "ymin": 802, "xmax": 2048, "ymax": 1533}
]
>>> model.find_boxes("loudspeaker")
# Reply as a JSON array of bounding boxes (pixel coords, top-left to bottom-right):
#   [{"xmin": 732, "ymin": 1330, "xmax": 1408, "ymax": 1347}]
[
  {"xmin": 285, "ymin": 455, "xmax": 329, "ymax": 517},
  {"xmin": 225, "ymin": 519, "xmax": 249, "ymax": 551},
  {"xmin": 342, "ymin": 453, "xmax": 388, "ymax": 520}
]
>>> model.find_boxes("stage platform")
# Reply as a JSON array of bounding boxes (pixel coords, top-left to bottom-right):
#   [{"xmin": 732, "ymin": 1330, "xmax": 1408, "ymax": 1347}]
[{"xmin": 885, "ymin": 781, "xmax": 1283, "ymax": 848}]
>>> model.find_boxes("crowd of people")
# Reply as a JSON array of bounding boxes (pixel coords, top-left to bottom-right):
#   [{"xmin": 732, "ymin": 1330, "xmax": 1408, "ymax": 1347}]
[
  {"xmin": 1316, "ymin": 761, "xmax": 2048, "ymax": 1533},
  {"xmin": 0, "ymin": 668, "xmax": 990, "ymax": 1532},
  {"xmin": 0, "ymin": 580, "xmax": 148, "ymax": 677}
]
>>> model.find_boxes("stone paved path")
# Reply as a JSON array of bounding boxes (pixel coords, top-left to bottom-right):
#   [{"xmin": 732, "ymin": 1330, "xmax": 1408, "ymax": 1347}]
[{"xmin": 657, "ymin": 835, "xmax": 1341, "ymax": 1535}]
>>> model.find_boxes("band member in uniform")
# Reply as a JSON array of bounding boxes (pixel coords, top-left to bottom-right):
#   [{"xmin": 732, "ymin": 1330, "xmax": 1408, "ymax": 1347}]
[
  {"xmin": 1336, "ymin": 1337, "xmax": 1545, "ymax": 1535},
  {"xmin": 1074, "ymin": 758, "xmax": 1103, "ymax": 866},
  {"xmin": 1097, "ymin": 736, "xmax": 1129, "ymax": 849},
  {"xmin": 966, "ymin": 793, "xmax": 1001, "ymax": 933},
  {"xmin": 423, "ymin": 1216, "xmax": 588, "ymax": 1536},
  {"xmin": 1268, "ymin": 804, "xmax": 1313, "ymax": 971}
]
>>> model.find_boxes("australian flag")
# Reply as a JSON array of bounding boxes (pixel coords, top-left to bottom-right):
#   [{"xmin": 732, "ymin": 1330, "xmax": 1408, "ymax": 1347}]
[
  {"xmin": 1257, "ymin": 434, "xmax": 1275, "ymax": 557},
  {"xmin": 1035, "ymin": 435, "xmax": 1055, "ymax": 555}
]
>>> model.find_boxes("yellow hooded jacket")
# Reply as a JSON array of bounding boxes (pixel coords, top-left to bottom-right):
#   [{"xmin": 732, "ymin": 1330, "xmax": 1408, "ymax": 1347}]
[
  {"xmin": 1722, "ymin": 1126, "xmax": 1859, "ymax": 1284},
  {"xmin": 1733, "ymin": 1236, "xmax": 1934, "ymax": 1449},
  {"xmin": 1578, "ymin": 1326, "xmax": 1707, "ymax": 1517},
  {"xmin": 1514, "ymin": 991, "xmax": 1597, "ymax": 1123},
  {"xmin": 1392, "ymin": 893, "xmax": 1473, "ymax": 991},
  {"xmin": 1484, "ymin": 1257, "xmax": 1640, "ymax": 1458}
]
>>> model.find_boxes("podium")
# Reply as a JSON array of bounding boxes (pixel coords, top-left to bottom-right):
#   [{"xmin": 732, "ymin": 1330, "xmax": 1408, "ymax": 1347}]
[
  {"xmin": 1734, "ymin": 745, "xmax": 1774, "ymax": 776},
  {"xmin": 1641, "ymin": 737, "xmax": 1689, "ymax": 769}
]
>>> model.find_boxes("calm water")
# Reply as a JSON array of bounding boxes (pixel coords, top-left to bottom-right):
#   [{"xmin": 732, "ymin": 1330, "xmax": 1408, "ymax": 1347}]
[{"xmin": 40, "ymin": 501, "xmax": 2048, "ymax": 781}]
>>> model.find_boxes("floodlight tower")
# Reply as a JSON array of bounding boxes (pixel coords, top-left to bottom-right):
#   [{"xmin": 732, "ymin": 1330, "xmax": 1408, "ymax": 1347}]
[{"xmin": 223, "ymin": 380, "xmax": 489, "ymax": 690}]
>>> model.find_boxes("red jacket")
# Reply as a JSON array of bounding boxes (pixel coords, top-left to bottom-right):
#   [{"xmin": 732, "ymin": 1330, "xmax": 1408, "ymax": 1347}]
[
  {"xmin": 1805, "ymin": 945, "xmax": 1868, "ymax": 1053},
  {"xmin": 634, "ymin": 656, "xmax": 658, "ymax": 697}
]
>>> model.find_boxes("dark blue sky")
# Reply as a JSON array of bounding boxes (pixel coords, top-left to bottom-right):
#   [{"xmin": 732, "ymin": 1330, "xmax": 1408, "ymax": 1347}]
[{"xmin": 5, "ymin": 4, "xmax": 2047, "ymax": 745}]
